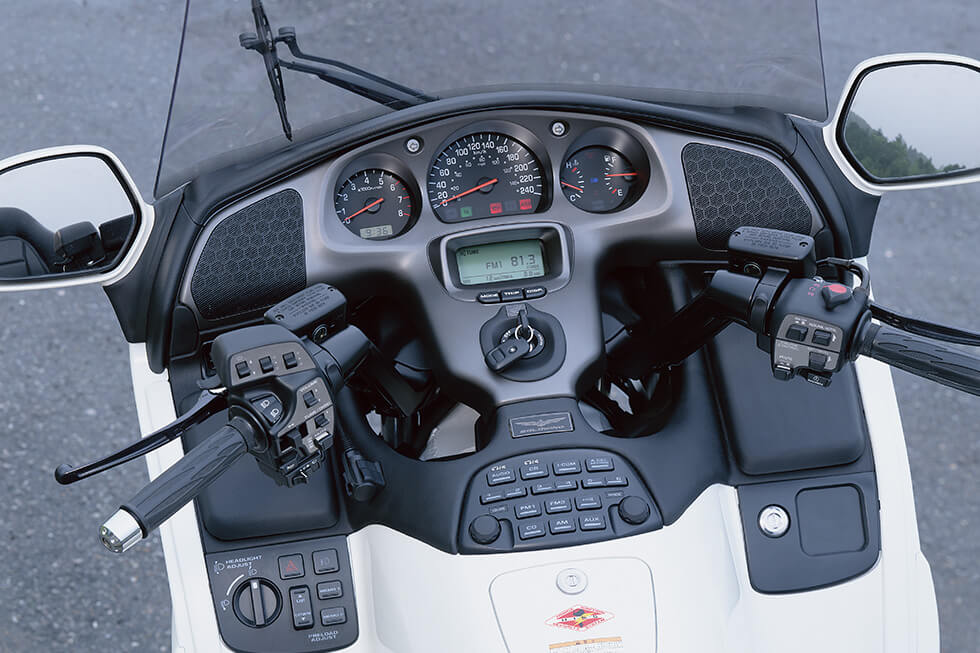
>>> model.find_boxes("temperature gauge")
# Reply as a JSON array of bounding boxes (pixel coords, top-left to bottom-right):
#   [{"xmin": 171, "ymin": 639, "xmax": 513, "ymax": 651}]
[{"xmin": 560, "ymin": 146, "xmax": 639, "ymax": 213}]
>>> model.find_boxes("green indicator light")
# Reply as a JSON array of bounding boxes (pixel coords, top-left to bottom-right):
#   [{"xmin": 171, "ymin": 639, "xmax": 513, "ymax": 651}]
[{"xmin": 460, "ymin": 206, "xmax": 473, "ymax": 219}]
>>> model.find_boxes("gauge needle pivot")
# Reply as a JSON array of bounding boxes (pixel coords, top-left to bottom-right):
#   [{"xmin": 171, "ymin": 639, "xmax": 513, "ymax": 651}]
[
  {"xmin": 346, "ymin": 197, "xmax": 384, "ymax": 221},
  {"xmin": 441, "ymin": 178, "xmax": 498, "ymax": 205},
  {"xmin": 561, "ymin": 181, "xmax": 584, "ymax": 192}
]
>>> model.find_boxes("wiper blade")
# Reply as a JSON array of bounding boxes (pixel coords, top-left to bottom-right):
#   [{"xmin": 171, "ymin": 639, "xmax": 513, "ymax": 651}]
[{"xmin": 240, "ymin": 0, "xmax": 435, "ymax": 141}]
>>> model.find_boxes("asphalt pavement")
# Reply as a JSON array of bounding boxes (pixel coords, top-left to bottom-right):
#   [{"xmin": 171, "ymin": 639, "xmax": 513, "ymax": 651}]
[{"xmin": 0, "ymin": 1, "xmax": 978, "ymax": 651}]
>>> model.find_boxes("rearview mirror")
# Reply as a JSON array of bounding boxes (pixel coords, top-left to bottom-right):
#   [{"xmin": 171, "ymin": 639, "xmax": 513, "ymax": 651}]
[
  {"xmin": 0, "ymin": 146, "xmax": 150, "ymax": 289},
  {"xmin": 829, "ymin": 55, "xmax": 980, "ymax": 191}
]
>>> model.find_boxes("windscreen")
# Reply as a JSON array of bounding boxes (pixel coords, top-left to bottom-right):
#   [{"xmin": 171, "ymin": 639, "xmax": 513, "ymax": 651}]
[{"xmin": 155, "ymin": 0, "xmax": 827, "ymax": 197}]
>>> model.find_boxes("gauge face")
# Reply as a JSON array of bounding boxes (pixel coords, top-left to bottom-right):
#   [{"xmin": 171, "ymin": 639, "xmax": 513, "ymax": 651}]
[
  {"xmin": 428, "ymin": 132, "xmax": 544, "ymax": 222},
  {"xmin": 335, "ymin": 168, "xmax": 417, "ymax": 239},
  {"xmin": 560, "ymin": 146, "xmax": 639, "ymax": 213}
]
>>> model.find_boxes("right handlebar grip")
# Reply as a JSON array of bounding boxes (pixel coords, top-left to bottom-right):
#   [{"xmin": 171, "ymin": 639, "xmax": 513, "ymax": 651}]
[
  {"xmin": 861, "ymin": 324, "xmax": 980, "ymax": 397},
  {"xmin": 101, "ymin": 421, "xmax": 251, "ymax": 552}
]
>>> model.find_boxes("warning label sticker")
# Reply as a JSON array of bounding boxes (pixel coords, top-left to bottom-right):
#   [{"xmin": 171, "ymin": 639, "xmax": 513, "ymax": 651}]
[
  {"xmin": 548, "ymin": 636, "xmax": 625, "ymax": 652},
  {"xmin": 545, "ymin": 605, "xmax": 615, "ymax": 632}
]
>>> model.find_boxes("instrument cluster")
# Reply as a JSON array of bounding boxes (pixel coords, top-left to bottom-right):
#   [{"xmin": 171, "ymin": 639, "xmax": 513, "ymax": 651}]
[{"xmin": 332, "ymin": 118, "xmax": 651, "ymax": 240}]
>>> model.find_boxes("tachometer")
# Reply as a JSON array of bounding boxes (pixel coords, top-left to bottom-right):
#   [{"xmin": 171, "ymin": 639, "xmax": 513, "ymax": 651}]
[
  {"xmin": 335, "ymin": 167, "xmax": 418, "ymax": 240},
  {"xmin": 428, "ymin": 132, "xmax": 544, "ymax": 222}
]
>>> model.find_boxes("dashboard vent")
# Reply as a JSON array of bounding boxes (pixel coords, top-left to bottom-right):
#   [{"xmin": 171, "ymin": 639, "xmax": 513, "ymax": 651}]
[
  {"xmin": 682, "ymin": 143, "xmax": 812, "ymax": 250},
  {"xmin": 190, "ymin": 189, "xmax": 306, "ymax": 320}
]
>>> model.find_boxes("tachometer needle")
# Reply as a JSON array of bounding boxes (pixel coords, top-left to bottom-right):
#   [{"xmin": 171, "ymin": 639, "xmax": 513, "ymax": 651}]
[
  {"xmin": 561, "ymin": 181, "xmax": 584, "ymax": 193},
  {"xmin": 605, "ymin": 172, "xmax": 637, "ymax": 178},
  {"xmin": 346, "ymin": 197, "xmax": 384, "ymax": 220},
  {"xmin": 441, "ymin": 178, "xmax": 498, "ymax": 205}
]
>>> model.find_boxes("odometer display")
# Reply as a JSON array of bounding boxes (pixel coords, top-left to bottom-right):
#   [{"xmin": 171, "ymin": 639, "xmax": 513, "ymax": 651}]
[{"xmin": 428, "ymin": 132, "xmax": 543, "ymax": 222}]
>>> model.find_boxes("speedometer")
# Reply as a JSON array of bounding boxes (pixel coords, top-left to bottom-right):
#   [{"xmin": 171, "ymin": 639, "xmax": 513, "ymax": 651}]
[{"xmin": 428, "ymin": 132, "xmax": 544, "ymax": 222}]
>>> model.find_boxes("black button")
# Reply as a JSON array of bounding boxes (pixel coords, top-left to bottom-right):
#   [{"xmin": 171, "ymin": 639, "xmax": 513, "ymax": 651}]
[
  {"xmin": 553, "ymin": 460, "xmax": 581, "ymax": 475},
  {"xmin": 520, "ymin": 463, "xmax": 548, "ymax": 480},
  {"xmin": 504, "ymin": 486, "xmax": 528, "ymax": 499},
  {"xmin": 518, "ymin": 521, "xmax": 546, "ymax": 540},
  {"xmin": 314, "ymin": 412, "xmax": 329, "ymax": 429},
  {"xmin": 523, "ymin": 286, "xmax": 546, "ymax": 300},
  {"xmin": 531, "ymin": 482, "xmax": 556, "ymax": 494},
  {"xmin": 786, "ymin": 324, "xmax": 808, "ymax": 342},
  {"xmin": 576, "ymin": 495, "xmax": 602, "ymax": 510},
  {"xmin": 235, "ymin": 361, "xmax": 251, "ymax": 378},
  {"xmin": 303, "ymin": 390, "xmax": 318, "ymax": 408},
  {"xmin": 580, "ymin": 515, "xmax": 607, "ymax": 531},
  {"xmin": 582, "ymin": 477, "xmax": 605, "ymax": 489},
  {"xmin": 320, "ymin": 607, "xmax": 347, "ymax": 626},
  {"xmin": 500, "ymin": 288, "xmax": 524, "ymax": 302},
  {"xmin": 515, "ymin": 502, "xmax": 541, "ymax": 519},
  {"xmin": 605, "ymin": 474, "xmax": 628, "ymax": 487},
  {"xmin": 812, "ymin": 329, "xmax": 833, "ymax": 347},
  {"xmin": 283, "ymin": 351, "xmax": 298, "ymax": 368},
  {"xmin": 469, "ymin": 515, "xmax": 501, "ymax": 545},
  {"xmin": 480, "ymin": 490, "xmax": 506, "ymax": 504},
  {"xmin": 259, "ymin": 356, "xmax": 274, "ymax": 373},
  {"xmin": 312, "ymin": 549, "xmax": 339, "ymax": 574},
  {"xmin": 545, "ymin": 497, "xmax": 571, "ymax": 514},
  {"xmin": 585, "ymin": 457, "xmax": 614, "ymax": 472},
  {"xmin": 278, "ymin": 554, "xmax": 305, "ymax": 580},
  {"xmin": 549, "ymin": 517, "xmax": 576, "ymax": 534},
  {"xmin": 317, "ymin": 580, "xmax": 343, "ymax": 600},
  {"xmin": 809, "ymin": 351, "xmax": 829, "ymax": 371},
  {"xmin": 251, "ymin": 395, "xmax": 284, "ymax": 425},
  {"xmin": 477, "ymin": 291, "xmax": 501, "ymax": 304},
  {"xmin": 554, "ymin": 479, "xmax": 577, "ymax": 492},
  {"xmin": 289, "ymin": 587, "xmax": 314, "ymax": 629},
  {"xmin": 618, "ymin": 496, "xmax": 651, "ymax": 525},
  {"xmin": 487, "ymin": 468, "xmax": 515, "ymax": 486}
]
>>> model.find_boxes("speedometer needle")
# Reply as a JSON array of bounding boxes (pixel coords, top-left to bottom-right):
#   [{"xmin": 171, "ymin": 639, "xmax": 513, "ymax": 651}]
[
  {"xmin": 346, "ymin": 197, "xmax": 384, "ymax": 220},
  {"xmin": 604, "ymin": 173, "xmax": 637, "ymax": 178},
  {"xmin": 440, "ymin": 178, "xmax": 498, "ymax": 205},
  {"xmin": 561, "ymin": 181, "xmax": 584, "ymax": 193}
]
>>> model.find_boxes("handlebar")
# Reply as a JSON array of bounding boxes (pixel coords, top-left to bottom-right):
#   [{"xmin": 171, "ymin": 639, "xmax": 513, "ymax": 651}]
[
  {"xmin": 859, "ymin": 324, "xmax": 980, "ymax": 397},
  {"xmin": 99, "ymin": 419, "xmax": 253, "ymax": 553}
]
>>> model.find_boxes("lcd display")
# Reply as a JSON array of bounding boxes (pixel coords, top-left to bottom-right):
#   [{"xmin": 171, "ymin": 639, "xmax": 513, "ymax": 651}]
[{"xmin": 455, "ymin": 239, "xmax": 546, "ymax": 286}]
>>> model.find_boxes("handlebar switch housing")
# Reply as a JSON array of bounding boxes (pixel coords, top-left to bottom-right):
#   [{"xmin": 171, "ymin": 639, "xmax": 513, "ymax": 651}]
[{"xmin": 763, "ymin": 277, "xmax": 869, "ymax": 385}]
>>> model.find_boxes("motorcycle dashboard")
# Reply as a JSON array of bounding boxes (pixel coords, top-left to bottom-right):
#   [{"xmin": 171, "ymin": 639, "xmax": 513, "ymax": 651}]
[{"xmin": 179, "ymin": 107, "xmax": 825, "ymax": 407}]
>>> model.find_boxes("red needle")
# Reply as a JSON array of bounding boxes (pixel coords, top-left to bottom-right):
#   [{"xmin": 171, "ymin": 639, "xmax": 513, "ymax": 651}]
[
  {"xmin": 346, "ymin": 197, "xmax": 384, "ymax": 220},
  {"xmin": 605, "ymin": 172, "xmax": 637, "ymax": 178},
  {"xmin": 440, "ymin": 178, "xmax": 498, "ymax": 205},
  {"xmin": 561, "ymin": 181, "xmax": 584, "ymax": 193}
]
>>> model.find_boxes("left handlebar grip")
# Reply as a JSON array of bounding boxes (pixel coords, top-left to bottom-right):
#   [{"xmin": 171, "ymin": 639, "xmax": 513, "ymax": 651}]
[{"xmin": 100, "ymin": 420, "xmax": 252, "ymax": 553}]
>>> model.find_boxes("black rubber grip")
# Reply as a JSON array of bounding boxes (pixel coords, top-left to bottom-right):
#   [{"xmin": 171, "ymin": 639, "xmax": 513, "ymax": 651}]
[
  {"xmin": 862, "ymin": 324, "xmax": 980, "ymax": 396},
  {"xmin": 121, "ymin": 423, "xmax": 248, "ymax": 535}
]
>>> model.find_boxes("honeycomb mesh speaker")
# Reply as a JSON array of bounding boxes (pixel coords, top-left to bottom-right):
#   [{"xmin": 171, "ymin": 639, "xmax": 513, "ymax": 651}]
[
  {"xmin": 682, "ymin": 143, "xmax": 812, "ymax": 250},
  {"xmin": 191, "ymin": 189, "xmax": 306, "ymax": 320}
]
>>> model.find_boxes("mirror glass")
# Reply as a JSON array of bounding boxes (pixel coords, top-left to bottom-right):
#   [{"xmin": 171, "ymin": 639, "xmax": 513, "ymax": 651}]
[
  {"xmin": 0, "ymin": 154, "xmax": 137, "ymax": 280},
  {"xmin": 841, "ymin": 62, "xmax": 980, "ymax": 183}
]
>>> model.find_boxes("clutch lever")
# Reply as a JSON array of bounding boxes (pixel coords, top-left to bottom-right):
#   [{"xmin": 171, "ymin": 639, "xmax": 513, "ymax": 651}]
[{"xmin": 55, "ymin": 390, "xmax": 227, "ymax": 485}]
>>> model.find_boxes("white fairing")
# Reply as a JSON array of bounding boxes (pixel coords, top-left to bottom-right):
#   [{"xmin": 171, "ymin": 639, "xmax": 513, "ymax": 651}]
[{"xmin": 130, "ymin": 322, "xmax": 939, "ymax": 653}]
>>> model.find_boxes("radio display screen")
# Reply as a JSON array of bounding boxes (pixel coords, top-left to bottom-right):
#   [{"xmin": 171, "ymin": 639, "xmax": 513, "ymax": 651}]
[{"xmin": 455, "ymin": 239, "xmax": 546, "ymax": 286}]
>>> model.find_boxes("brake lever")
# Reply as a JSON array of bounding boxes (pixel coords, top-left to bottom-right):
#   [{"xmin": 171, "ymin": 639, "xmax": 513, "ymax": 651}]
[{"xmin": 55, "ymin": 390, "xmax": 227, "ymax": 485}]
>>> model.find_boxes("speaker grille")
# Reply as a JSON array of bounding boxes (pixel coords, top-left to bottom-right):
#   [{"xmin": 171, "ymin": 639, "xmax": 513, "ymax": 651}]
[
  {"xmin": 191, "ymin": 189, "xmax": 306, "ymax": 320},
  {"xmin": 682, "ymin": 143, "xmax": 812, "ymax": 250}
]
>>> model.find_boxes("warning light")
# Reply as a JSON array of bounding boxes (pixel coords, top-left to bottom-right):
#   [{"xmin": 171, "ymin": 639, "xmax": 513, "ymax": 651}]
[
  {"xmin": 460, "ymin": 206, "xmax": 473, "ymax": 219},
  {"xmin": 489, "ymin": 202, "xmax": 503, "ymax": 215},
  {"xmin": 519, "ymin": 198, "xmax": 533, "ymax": 211}
]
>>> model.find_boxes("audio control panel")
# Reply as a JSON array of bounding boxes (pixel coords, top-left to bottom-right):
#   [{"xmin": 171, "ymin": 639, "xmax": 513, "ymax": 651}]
[
  {"xmin": 460, "ymin": 448, "xmax": 663, "ymax": 553},
  {"xmin": 205, "ymin": 535, "xmax": 357, "ymax": 653}
]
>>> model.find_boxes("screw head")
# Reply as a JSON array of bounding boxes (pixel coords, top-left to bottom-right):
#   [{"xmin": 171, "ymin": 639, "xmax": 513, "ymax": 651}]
[
  {"xmin": 550, "ymin": 121, "xmax": 568, "ymax": 137},
  {"xmin": 405, "ymin": 137, "xmax": 422, "ymax": 154},
  {"xmin": 758, "ymin": 505, "xmax": 790, "ymax": 537}
]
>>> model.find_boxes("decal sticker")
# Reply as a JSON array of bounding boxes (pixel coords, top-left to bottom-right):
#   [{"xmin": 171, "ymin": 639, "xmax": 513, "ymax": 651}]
[
  {"xmin": 546, "ymin": 605, "xmax": 615, "ymax": 632},
  {"xmin": 548, "ymin": 637, "xmax": 625, "ymax": 652},
  {"xmin": 509, "ymin": 412, "xmax": 574, "ymax": 438}
]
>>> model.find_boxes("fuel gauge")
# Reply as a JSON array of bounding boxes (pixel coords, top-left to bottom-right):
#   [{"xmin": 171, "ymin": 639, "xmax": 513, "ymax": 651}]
[{"xmin": 560, "ymin": 146, "xmax": 639, "ymax": 213}]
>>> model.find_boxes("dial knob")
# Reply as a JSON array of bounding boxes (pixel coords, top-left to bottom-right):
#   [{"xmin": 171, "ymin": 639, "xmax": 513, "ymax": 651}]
[
  {"xmin": 469, "ymin": 514, "xmax": 502, "ymax": 545},
  {"xmin": 233, "ymin": 578, "xmax": 281, "ymax": 628},
  {"xmin": 618, "ymin": 496, "xmax": 651, "ymax": 525}
]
